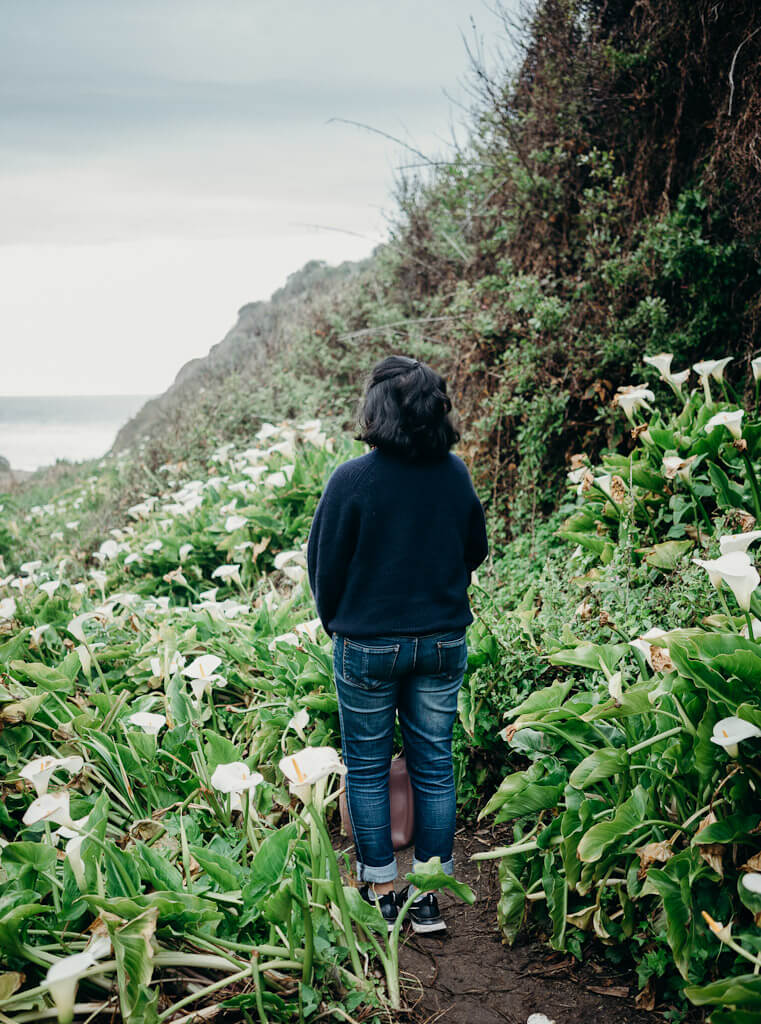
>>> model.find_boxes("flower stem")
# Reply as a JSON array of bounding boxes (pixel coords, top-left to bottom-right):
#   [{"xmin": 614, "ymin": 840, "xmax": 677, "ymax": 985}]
[{"xmin": 741, "ymin": 452, "xmax": 761, "ymax": 522}]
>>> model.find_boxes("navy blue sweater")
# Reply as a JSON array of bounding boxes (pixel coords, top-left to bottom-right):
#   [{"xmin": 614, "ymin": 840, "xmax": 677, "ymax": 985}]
[{"xmin": 306, "ymin": 448, "xmax": 488, "ymax": 638}]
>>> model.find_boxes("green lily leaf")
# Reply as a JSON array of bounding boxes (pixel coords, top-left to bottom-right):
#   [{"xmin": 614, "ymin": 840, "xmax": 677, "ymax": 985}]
[
  {"xmin": 685, "ymin": 972, "xmax": 761, "ymax": 1007},
  {"xmin": 403, "ymin": 858, "xmax": 474, "ymax": 905},
  {"xmin": 577, "ymin": 786, "xmax": 648, "ymax": 863},
  {"xmin": 569, "ymin": 747, "xmax": 627, "ymax": 789}
]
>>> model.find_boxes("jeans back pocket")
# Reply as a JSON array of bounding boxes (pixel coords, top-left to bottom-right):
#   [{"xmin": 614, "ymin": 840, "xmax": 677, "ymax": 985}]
[
  {"xmin": 435, "ymin": 633, "xmax": 468, "ymax": 680},
  {"xmin": 343, "ymin": 638, "xmax": 401, "ymax": 689}
]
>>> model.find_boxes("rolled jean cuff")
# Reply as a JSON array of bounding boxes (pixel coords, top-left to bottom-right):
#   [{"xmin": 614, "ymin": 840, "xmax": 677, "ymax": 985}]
[
  {"xmin": 413, "ymin": 856, "xmax": 454, "ymax": 876},
  {"xmin": 357, "ymin": 857, "xmax": 398, "ymax": 884}
]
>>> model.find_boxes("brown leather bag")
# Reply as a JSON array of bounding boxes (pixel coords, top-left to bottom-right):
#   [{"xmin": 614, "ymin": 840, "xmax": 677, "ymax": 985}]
[{"xmin": 339, "ymin": 754, "xmax": 415, "ymax": 850}]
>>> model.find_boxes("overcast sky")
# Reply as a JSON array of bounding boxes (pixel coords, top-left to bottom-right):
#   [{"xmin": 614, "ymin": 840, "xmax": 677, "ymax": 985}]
[{"xmin": 0, "ymin": 0, "xmax": 518, "ymax": 396}]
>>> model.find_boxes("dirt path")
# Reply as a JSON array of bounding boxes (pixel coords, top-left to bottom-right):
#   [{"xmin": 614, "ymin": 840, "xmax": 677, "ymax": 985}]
[{"xmin": 390, "ymin": 826, "xmax": 680, "ymax": 1024}]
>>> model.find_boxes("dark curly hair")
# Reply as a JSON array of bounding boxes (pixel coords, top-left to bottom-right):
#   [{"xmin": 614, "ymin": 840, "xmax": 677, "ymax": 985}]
[{"xmin": 356, "ymin": 355, "xmax": 460, "ymax": 460}]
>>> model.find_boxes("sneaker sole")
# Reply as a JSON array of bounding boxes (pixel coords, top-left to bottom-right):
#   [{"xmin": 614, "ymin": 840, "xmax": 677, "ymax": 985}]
[{"xmin": 409, "ymin": 918, "xmax": 447, "ymax": 934}]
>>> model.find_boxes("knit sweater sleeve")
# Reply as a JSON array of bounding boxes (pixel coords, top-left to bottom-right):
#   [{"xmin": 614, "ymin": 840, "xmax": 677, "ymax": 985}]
[
  {"xmin": 307, "ymin": 469, "xmax": 360, "ymax": 636},
  {"xmin": 465, "ymin": 492, "xmax": 488, "ymax": 573}
]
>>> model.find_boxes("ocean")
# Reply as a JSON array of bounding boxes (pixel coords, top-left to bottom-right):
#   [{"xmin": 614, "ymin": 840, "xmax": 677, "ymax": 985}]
[{"xmin": 0, "ymin": 395, "xmax": 155, "ymax": 472}]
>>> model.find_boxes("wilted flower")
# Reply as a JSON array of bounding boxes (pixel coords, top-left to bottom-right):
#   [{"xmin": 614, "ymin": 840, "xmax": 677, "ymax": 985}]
[
  {"xmin": 662, "ymin": 454, "xmax": 697, "ymax": 481},
  {"xmin": 711, "ymin": 716, "xmax": 761, "ymax": 757},
  {"xmin": 628, "ymin": 627, "xmax": 672, "ymax": 671},
  {"xmin": 693, "ymin": 550, "xmax": 760, "ymax": 610},
  {"xmin": 705, "ymin": 409, "xmax": 744, "ymax": 440},
  {"xmin": 19, "ymin": 755, "xmax": 84, "ymax": 797}
]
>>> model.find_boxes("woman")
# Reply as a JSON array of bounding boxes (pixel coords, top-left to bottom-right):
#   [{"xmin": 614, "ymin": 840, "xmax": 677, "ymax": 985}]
[{"xmin": 306, "ymin": 354, "xmax": 488, "ymax": 933}]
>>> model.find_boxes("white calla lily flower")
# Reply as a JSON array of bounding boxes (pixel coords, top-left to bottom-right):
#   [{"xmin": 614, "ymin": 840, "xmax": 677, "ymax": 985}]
[
  {"xmin": 39, "ymin": 580, "xmax": 61, "ymax": 598},
  {"xmin": 705, "ymin": 409, "xmax": 744, "ymax": 440},
  {"xmin": 20, "ymin": 560, "xmax": 42, "ymax": 575},
  {"xmin": 65, "ymin": 834, "xmax": 87, "ymax": 890},
  {"xmin": 45, "ymin": 952, "xmax": 99, "ymax": 1024},
  {"xmin": 643, "ymin": 353, "xmax": 674, "ymax": 377},
  {"xmin": 719, "ymin": 531, "xmax": 761, "ymax": 555},
  {"xmin": 693, "ymin": 550, "xmax": 760, "ymax": 610},
  {"xmin": 694, "ymin": 358, "xmax": 732, "ymax": 382},
  {"xmin": 286, "ymin": 708, "xmax": 310, "ymax": 743},
  {"xmin": 211, "ymin": 563, "xmax": 241, "ymax": 585},
  {"xmin": 19, "ymin": 755, "xmax": 84, "ymax": 796},
  {"xmin": 614, "ymin": 386, "xmax": 654, "ymax": 422},
  {"xmin": 0, "ymin": 597, "xmax": 16, "ymax": 620},
  {"xmin": 742, "ymin": 872, "xmax": 761, "ymax": 894},
  {"xmin": 752, "ymin": 357, "xmax": 761, "ymax": 382},
  {"xmin": 264, "ymin": 471, "xmax": 287, "ymax": 488},
  {"xmin": 150, "ymin": 651, "xmax": 185, "ymax": 677},
  {"xmin": 711, "ymin": 716, "xmax": 761, "ymax": 758},
  {"xmin": 211, "ymin": 761, "xmax": 264, "ymax": 796},
  {"xmin": 183, "ymin": 654, "xmax": 222, "ymax": 679},
  {"xmin": 22, "ymin": 791, "xmax": 84, "ymax": 830},
  {"xmin": 128, "ymin": 712, "xmax": 166, "ymax": 735},
  {"xmin": 278, "ymin": 745, "xmax": 347, "ymax": 801},
  {"xmin": 225, "ymin": 514, "xmax": 247, "ymax": 532},
  {"xmin": 268, "ymin": 632, "xmax": 300, "ymax": 651},
  {"xmin": 178, "ymin": 542, "xmax": 194, "ymax": 561},
  {"xmin": 143, "ymin": 540, "xmax": 163, "ymax": 554},
  {"xmin": 294, "ymin": 618, "xmax": 322, "ymax": 644}
]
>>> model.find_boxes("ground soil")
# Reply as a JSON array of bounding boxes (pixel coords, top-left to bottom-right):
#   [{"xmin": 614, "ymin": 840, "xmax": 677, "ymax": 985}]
[{"xmin": 384, "ymin": 824, "xmax": 703, "ymax": 1024}]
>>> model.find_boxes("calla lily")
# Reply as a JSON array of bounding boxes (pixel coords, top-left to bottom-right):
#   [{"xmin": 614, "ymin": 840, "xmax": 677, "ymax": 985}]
[
  {"xmin": 225, "ymin": 514, "xmax": 247, "ymax": 532},
  {"xmin": 705, "ymin": 409, "xmax": 744, "ymax": 440},
  {"xmin": 268, "ymin": 632, "xmax": 300, "ymax": 651},
  {"xmin": 94, "ymin": 539, "xmax": 119, "ymax": 562},
  {"xmin": 144, "ymin": 540, "xmax": 163, "ymax": 554},
  {"xmin": 711, "ymin": 716, "xmax": 761, "ymax": 757},
  {"xmin": 20, "ymin": 560, "xmax": 42, "ymax": 575},
  {"xmin": 199, "ymin": 587, "xmax": 218, "ymax": 602},
  {"xmin": 614, "ymin": 386, "xmax": 654, "ymax": 422},
  {"xmin": 65, "ymin": 834, "xmax": 87, "ymax": 889},
  {"xmin": 628, "ymin": 628, "xmax": 671, "ymax": 670},
  {"xmin": 752, "ymin": 357, "xmax": 761, "ymax": 382},
  {"xmin": 45, "ymin": 951, "xmax": 100, "ymax": 1024},
  {"xmin": 211, "ymin": 761, "xmax": 264, "ymax": 795},
  {"xmin": 643, "ymin": 353, "xmax": 674, "ymax": 377},
  {"xmin": 264, "ymin": 471, "xmax": 287, "ymax": 488},
  {"xmin": 150, "ymin": 651, "xmax": 185, "ymax": 676},
  {"xmin": 278, "ymin": 745, "xmax": 347, "ymax": 801},
  {"xmin": 22, "ymin": 791, "xmax": 83, "ymax": 830},
  {"xmin": 662, "ymin": 455, "xmax": 697, "ymax": 481},
  {"xmin": 30, "ymin": 623, "xmax": 52, "ymax": 647},
  {"xmin": 124, "ymin": 552, "xmax": 142, "ymax": 566},
  {"xmin": 297, "ymin": 418, "xmax": 322, "ymax": 432},
  {"xmin": 693, "ymin": 550, "xmax": 760, "ymax": 610},
  {"xmin": 0, "ymin": 597, "xmax": 16, "ymax": 620},
  {"xmin": 19, "ymin": 755, "xmax": 84, "ymax": 796},
  {"xmin": 211, "ymin": 563, "xmax": 241, "ymax": 585},
  {"xmin": 607, "ymin": 671, "xmax": 623, "ymax": 702},
  {"xmin": 694, "ymin": 358, "xmax": 732, "ymax": 382},
  {"xmin": 183, "ymin": 654, "xmax": 222, "ymax": 679},
  {"xmin": 719, "ymin": 531, "xmax": 761, "ymax": 555},
  {"xmin": 179, "ymin": 542, "xmax": 194, "ymax": 561},
  {"xmin": 39, "ymin": 580, "xmax": 60, "ymax": 598},
  {"xmin": 285, "ymin": 707, "xmax": 310, "ymax": 743},
  {"xmin": 742, "ymin": 872, "xmax": 761, "ymax": 894},
  {"xmin": 294, "ymin": 618, "xmax": 322, "ymax": 644},
  {"xmin": 256, "ymin": 422, "xmax": 280, "ymax": 440},
  {"xmin": 741, "ymin": 616, "xmax": 761, "ymax": 639},
  {"xmin": 128, "ymin": 712, "xmax": 166, "ymax": 735}
]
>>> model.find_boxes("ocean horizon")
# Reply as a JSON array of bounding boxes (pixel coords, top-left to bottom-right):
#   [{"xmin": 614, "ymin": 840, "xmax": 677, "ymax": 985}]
[{"xmin": 0, "ymin": 394, "xmax": 155, "ymax": 472}]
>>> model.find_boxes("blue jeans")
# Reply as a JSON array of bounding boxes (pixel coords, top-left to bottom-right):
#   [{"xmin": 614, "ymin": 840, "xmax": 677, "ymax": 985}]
[{"xmin": 332, "ymin": 629, "xmax": 468, "ymax": 884}]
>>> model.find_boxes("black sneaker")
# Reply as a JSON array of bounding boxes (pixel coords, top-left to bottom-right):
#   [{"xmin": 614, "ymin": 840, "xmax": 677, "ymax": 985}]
[
  {"xmin": 398, "ymin": 886, "xmax": 447, "ymax": 934},
  {"xmin": 359, "ymin": 884, "xmax": 398, "ymax": 933}
]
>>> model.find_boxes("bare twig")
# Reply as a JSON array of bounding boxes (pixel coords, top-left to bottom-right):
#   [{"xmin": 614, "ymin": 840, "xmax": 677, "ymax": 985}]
[{"xmin": 728, "ymin": 27, "xmax": 761, "ymax": 117}]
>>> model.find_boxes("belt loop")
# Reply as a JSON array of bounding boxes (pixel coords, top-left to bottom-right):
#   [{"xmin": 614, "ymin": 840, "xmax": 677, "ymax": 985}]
[{"xmin": 412, "ymin": 635, "xmax": 418, "ymax": 671}]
